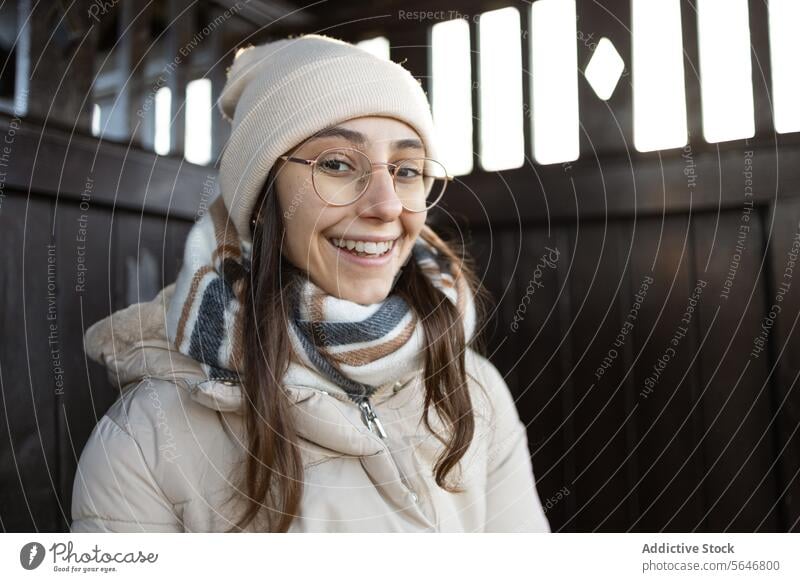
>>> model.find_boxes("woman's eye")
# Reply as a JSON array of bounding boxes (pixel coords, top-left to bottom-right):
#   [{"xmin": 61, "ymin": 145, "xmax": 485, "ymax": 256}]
[
  {"xmin": 396, "ymin": 167, "xmax": 422, "ymax": 179},
  {"xmin": 320, "ymin": 158, "xmax": 353, "ymax": 173}
]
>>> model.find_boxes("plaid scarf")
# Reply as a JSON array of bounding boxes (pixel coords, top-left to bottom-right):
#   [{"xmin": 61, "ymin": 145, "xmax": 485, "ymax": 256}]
[{"xmin": 165, "ymin": 196, "xmax": 477, "ymax": 403}]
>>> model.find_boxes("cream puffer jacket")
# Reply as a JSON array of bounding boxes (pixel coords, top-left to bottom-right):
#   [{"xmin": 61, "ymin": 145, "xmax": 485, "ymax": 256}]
[{"xmin": 71, "ymin": 283, "xmax": 551, "ymax": 533}]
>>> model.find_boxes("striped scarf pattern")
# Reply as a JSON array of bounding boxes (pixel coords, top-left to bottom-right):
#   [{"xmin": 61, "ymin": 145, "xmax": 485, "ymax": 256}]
[{"xmin": 165, "ymin": 196, "xmax": 477, "ymax": 401}]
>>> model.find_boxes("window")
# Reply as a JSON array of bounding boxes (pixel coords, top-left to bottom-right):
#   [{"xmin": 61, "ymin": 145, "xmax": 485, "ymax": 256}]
[
  {"xmin": 632, "ymin": 0, "xmax": 687, "ymax": 152},
  {"xmin": 356, "ymin": 36, "xmax": 390, "ymax": 60},
  {"xmin": 91, "ymin": 104, "xmax": 101, "ymax": 137},
  {"xmin": 697, "ymin": 0, "xmax": 754, "ymax": 143},
  {"xmin": 768, "ymin": 0, "xmax": 800, "ymax": 134},
  {"xmin": 478, "ymin": 7, "xmax": 524, "ymax": 171},
  {"xmin": 531, "ymin": 0, "xmax": 580, "ymax": 164},
  {"xmin": 184, "ymin": 78, "xmax": 212, "ymax": 165},
  {"xmin": 431, "ymin": 19, "xmax": 473, "ymax": 176},
  {"xmin": 154, "ymin": 86, "xmax": 171, "ymax": 155},
  {"xmin": 585, "ymin": 37, "xmax": 624, "ymax": 102}
]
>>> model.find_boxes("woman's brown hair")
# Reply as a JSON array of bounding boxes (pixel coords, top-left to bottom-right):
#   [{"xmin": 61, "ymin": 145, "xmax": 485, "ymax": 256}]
[{"xmin": 224, "ymin": 166, "xmax": 492, "ymax": 532}]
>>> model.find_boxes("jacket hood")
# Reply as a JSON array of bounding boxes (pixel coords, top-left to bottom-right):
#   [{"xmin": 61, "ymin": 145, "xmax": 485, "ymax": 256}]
[
  {"xmin": 83, "ymin": 283, "xmax": 423, "ymax": 456},
  {"xmin": 84, "ymin": 283, "xmax": 219, "ymax": 395}
]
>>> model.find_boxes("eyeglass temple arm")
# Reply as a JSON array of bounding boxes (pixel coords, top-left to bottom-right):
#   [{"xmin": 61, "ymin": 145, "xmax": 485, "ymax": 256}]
[{"xmin": 278, "ymin": 155, "xmax": 314, "ymax": 165}]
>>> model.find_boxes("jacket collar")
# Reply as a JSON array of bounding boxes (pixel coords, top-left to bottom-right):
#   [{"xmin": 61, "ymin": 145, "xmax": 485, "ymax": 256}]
[{"xmin": 83, "ymin": 283, "xmax": 420, "ymax": 456}]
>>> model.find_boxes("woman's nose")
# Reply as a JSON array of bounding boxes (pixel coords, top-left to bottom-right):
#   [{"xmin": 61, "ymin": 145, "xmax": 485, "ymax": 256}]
[{"xmin": 356, "ymin": 166, "xmax": 404, "ymax": 219}]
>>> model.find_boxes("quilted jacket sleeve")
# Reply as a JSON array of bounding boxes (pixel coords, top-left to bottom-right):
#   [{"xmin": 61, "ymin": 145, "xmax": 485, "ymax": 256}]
[
  {"xmin": 70, "ymin": 414, "xmax": 182, "ymax": 532},
  {"xmin": 477, "ymin": 355, "xmax": 551, "ymax": 532}
]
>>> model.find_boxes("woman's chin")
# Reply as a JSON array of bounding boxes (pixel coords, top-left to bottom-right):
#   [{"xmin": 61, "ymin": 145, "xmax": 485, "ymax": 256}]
[{"xmin": 330, "ymin": 279, "xmax": 393, "ymax": 305}]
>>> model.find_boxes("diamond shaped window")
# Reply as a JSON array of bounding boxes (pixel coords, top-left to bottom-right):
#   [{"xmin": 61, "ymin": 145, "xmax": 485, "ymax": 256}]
[{"xmin": 585, "ymin": 37, "xmax": 624, "ymax": 101}]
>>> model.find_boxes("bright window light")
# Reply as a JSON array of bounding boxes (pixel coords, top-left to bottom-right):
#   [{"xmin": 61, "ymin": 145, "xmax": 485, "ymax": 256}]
[
  {"xmin": 185, "ymin": 78, "xmax": 212, "ymax": 165},
  {"xmin": 478, "ymin": 7, "xmax": 524, "ymax": 171},
  {"xmin": 154, "ymin": 87, "xmax": 171, "ymax": 155},
  {"xmin": 585, "ymin": 37, "xmax": 624, "ymax": 101},
  {"xmin": 768, "ymin": 0, "xmax": 800, "ymax": 134},
  {"xmin": 356, "ymin": 36, "xmax": 390, "ymax": 60},
  {"xmin": 697, "ymin": 0, "xmax": 754, "ymax": 143},
  {"xmin": 632, "ymin": 0, "xmax": 687, "ymax": 152},
  {"xmin": 431, "ymin": 18, "xmax": 473, "ymax": 176},
  {"xmin": 91, "ymin": 104, "xmax": 101, "ymax": 136},
  {"xmin": 531, "ymin": 0, "xmax": 579, "ymax": 165}
]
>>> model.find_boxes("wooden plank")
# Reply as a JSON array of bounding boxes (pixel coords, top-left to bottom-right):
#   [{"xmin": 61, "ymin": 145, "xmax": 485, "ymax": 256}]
[
  {"xmin": 468, "ymin": 225, "xmax": 571, "ymax": 532},
  {"xmin": 495, "ymin": 228, "xmax": 522, "ymax": 391},
  {"xmin": 560, "ymin": 219, "xmax": 636, "ymax": 531},
  {"xmin": 206, "ymin": 2, "xmax": 231, "ymax": 165},
  {"xmin": 447, "ymin": 139, "xmax": 800, "ymax": 228},
  {"xmin": 111, "ymin": 210, "xmax": 172, "ymax": 313},
  {"xmin": 0, "ymin": 194, "xmax": 61, "ymax": 531},
  {"xmin": 763, "ymin": 197, "xmax": 800, "ymax": 531},
  {"xmin": 466, "ymin": 229, "xmax": 502, "ymax": 354},
  {"xmin": 509, "ymin": 226, "xmax": 569, "ymax": 530},
  {"xmin": 553, "ymin": 226, "xmax": 579, "ymax": 529},
  {"xmin": 118, "ymin": 1, "xmax": 156, "ymax": 146},
  {"xmin": 519, "ymin": 4, "xmax": 531, "ymax": 167},
  {"xmin": 627, "ymin": 213, "xmax": 706, "ymax": 531},
  {"xmin": 681, "ymin": 0, "xmax": 702, "ymax": 148},
  {"xmin": 22, "ymin": 0, "xmax": 95, "ymax": 133},
  {"xmin": 469, "ymin": 16, "xmax": 480, "ymax": 174},
  {"xmin": 54, "ymin": 201, "xmax": 115, "ymax": 532},
  {"xmin": 0, "ymin": 114, "xmax": 214, "ymax": 220},
  {"xmin": 748, "ymin": 0, "xmax": 775, "ymax": 138},
  {"xmin": 575, "ymin": 0, "xmax": 634, "ymax": 157},
  {"xmin": 692, "ymin": 203, "xmax": 780, "ymax": 531},
  {"xmin": 166, "ymin": 0, "xmax": 197, "ymax": 158}
]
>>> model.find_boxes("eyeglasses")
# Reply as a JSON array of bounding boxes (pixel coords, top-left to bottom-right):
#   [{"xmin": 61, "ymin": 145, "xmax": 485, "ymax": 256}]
[{"xmin": 278, "ymin": 147, "xmax": 453, "ymax": 212}]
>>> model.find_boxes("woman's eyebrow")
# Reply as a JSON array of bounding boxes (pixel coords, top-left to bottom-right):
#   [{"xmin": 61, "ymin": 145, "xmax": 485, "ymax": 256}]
[{"xmin": 308, "ymin": 126, "xmax": 424, "ymax": 151}]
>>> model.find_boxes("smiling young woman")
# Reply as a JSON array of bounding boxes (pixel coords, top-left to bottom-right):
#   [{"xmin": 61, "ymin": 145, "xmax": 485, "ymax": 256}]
[{"xmin": 71, "ymin": 34, "xmax": 551, "ymax": 533}]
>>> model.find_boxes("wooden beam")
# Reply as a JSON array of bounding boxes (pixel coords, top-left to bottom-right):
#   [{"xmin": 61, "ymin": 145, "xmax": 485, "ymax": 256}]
[
  {"xmin": 17, "ymin": 0, "xmax": 97, "ymax": 133},
  {"xmin": 0, "ymin": 112, "xmax": 212, "ymax": 220},
  {"xmin": 165, "ymin": 0, "xmax": 197, "ymax": 158}
]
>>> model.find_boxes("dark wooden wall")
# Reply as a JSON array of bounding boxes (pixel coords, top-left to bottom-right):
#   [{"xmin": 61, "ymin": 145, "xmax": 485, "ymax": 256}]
[
  {"xmin": 1, "ymin": 0, "xmax": 798, "ymax": 532},
  {"xmin": 320, "ymin": 0, "xmax": 800, "ymax": 532},
  {"xmin": 0, "ymin": 0, "xmax": 268, "ymax": 533},
  {"xmin": 447, "ymin": 0, "xmax": 800, "ymax": 532},
  {"xmin": 0, "ymin": 114, "xmax": 202, "ymax": 531}
]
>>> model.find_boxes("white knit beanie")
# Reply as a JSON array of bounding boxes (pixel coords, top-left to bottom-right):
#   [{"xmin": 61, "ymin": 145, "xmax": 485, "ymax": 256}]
[{"xmin": 217, "ymin": 33, "xmax": 440, "ymax": 244}]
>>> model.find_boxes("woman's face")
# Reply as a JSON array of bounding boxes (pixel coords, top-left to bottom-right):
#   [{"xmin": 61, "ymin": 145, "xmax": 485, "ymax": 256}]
[{"xmin": 274, "ymin": 116, "xmax": 428, "ymax": 305}]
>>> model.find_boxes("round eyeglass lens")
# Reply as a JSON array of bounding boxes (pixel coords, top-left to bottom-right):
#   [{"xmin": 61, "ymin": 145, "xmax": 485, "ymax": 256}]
[
  {"xmin": 312, "ymin": 148, "xmax": 448, "ymax": 211},
  {"xmin": 394, "ymin": 158, "xmax": 448, "ymax": 212}
]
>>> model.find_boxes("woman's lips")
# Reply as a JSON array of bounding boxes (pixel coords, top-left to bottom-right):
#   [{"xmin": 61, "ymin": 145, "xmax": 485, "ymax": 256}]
[{"xmin": 326, "ymin": 236, "xmax": 400, "ymax": 267}]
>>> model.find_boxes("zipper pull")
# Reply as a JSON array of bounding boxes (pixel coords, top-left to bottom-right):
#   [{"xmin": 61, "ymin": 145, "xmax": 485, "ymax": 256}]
[{"xmin": 359, "ymin": 398, "xmax": 388, "ymax": 439}]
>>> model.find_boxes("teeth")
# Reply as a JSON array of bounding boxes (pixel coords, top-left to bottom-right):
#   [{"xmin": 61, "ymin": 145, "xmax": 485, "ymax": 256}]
[{"xmin": 330, "ymin": 237, "xmax": 396, "ymax": 256}]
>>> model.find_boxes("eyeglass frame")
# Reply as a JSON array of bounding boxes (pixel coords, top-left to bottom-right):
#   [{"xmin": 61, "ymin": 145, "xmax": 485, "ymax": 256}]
[{"xmin": 277, "ymin": 146, "xmax": 453, "ymax": 213}]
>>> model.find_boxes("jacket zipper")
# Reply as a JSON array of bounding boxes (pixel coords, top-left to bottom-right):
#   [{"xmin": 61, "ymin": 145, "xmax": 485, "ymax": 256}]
[
  {"xmin": 317, "ymin": 386, "xmax": 424, "ymax": 509},
  {"xmin": 284, "ymin": 378, "xmax": 414, "ymax": 440},
  {"xmin": 205, "ymin": 378, "xmax": 407, "ymax": 443},
  {"xmin": 358, "ymin": 397, "xmax": 388, "ymax": 439},
  {"xmin": 306, "ymin": 386, "xmax": 389, "ymax": 441}
]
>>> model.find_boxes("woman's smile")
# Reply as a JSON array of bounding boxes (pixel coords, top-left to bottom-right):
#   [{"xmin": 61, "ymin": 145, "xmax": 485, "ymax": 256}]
[{"xmin": 325, "ymin": 233, "xmax": 403, "ymax": 267}]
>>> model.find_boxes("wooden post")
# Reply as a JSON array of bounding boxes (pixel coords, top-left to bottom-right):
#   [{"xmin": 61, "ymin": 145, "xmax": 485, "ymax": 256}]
[{"xmin": 20, "ymin": 0, "xmax": 97, "ymax": 134}]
